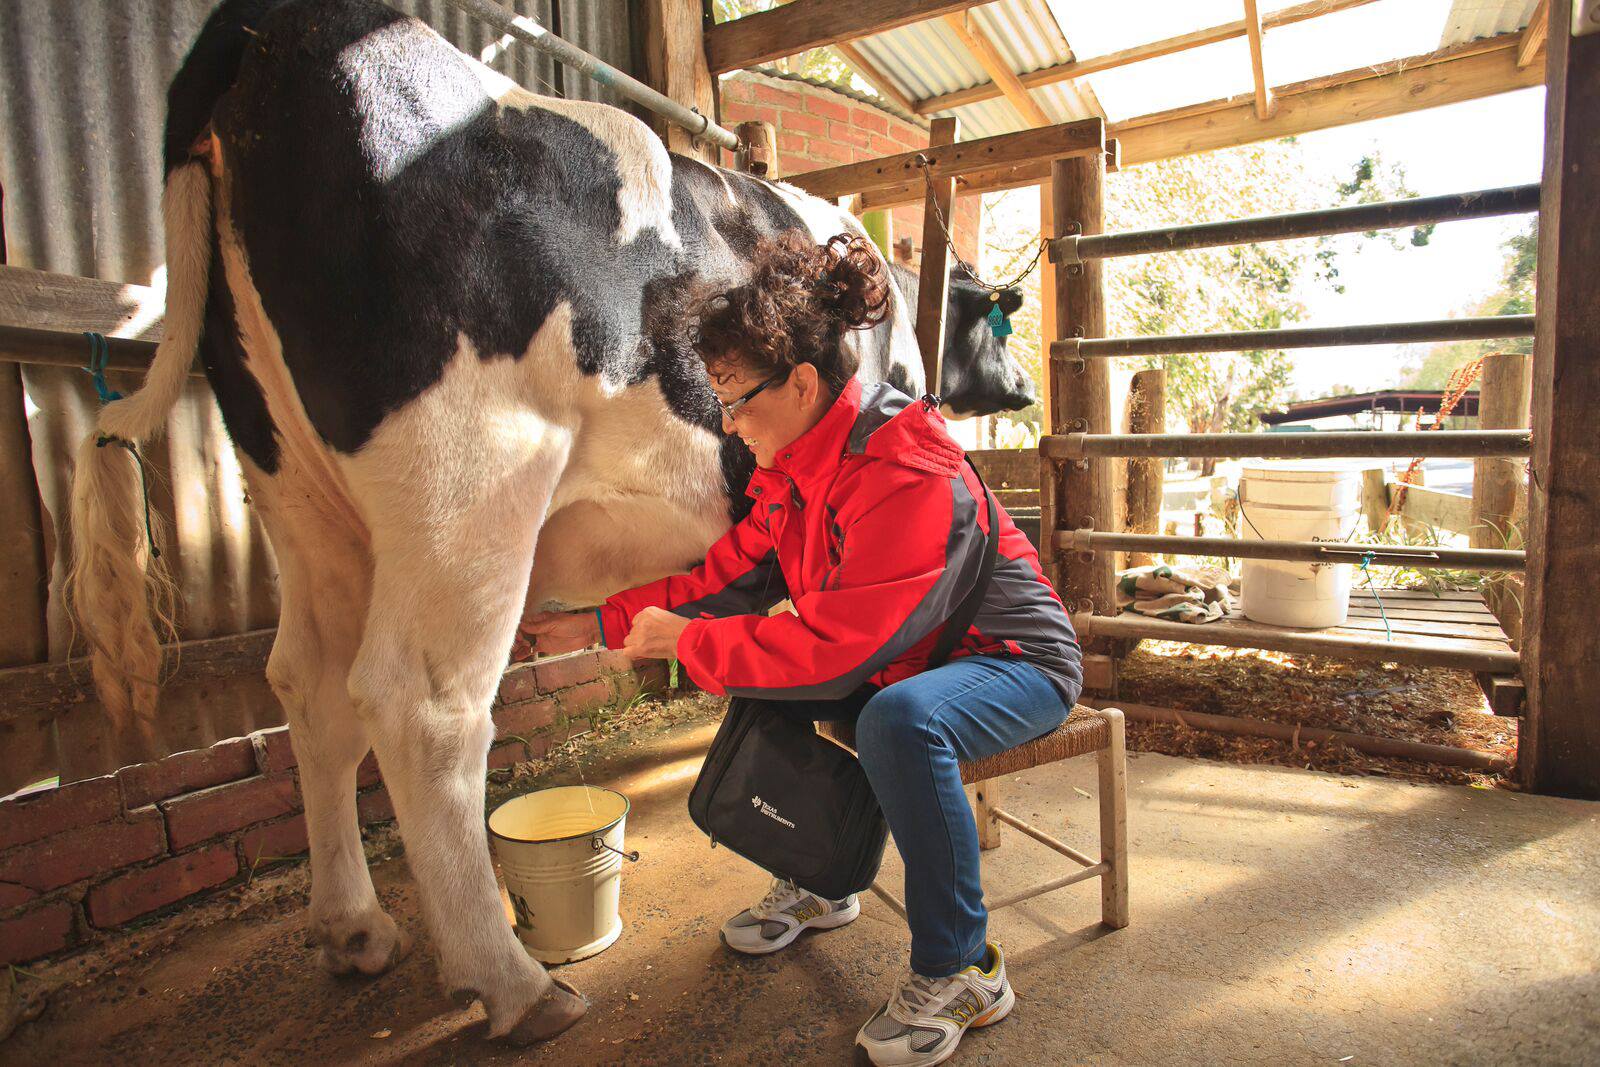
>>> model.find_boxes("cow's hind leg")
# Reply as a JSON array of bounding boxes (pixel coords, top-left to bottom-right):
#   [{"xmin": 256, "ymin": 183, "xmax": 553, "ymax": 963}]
[{"xmin": 343, "ymin": 393, "xmax": 583, "ymax": 1041}]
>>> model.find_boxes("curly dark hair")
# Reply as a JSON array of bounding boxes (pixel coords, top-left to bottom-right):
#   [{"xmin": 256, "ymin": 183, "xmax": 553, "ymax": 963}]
[{"xmin": 690, "ymin": 230, "xmax": 892, "ymax": 396}]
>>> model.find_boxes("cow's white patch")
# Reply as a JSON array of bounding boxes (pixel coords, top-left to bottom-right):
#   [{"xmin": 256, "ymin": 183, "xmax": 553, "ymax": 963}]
[{"xmin": 465, "ymin": 52, "xmax": 682, "ymax": 252}]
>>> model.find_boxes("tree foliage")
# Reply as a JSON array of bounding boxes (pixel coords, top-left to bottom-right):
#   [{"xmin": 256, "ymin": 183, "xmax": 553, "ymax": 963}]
[{"xmin": 1400, "ymin": 219, "xmax": 1537, "ymax": 389}]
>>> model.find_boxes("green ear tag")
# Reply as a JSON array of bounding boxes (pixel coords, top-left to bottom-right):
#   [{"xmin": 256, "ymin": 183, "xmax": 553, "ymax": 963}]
[{"xmin": 986, "ymin": 297, "xmax": 1013, "ymax": 339}]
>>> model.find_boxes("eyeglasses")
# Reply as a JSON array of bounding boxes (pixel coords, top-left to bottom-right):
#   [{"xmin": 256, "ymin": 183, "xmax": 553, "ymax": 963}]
[{"xmin": 716, "ymin": 370, "xmax": 789, "ymax": 420}]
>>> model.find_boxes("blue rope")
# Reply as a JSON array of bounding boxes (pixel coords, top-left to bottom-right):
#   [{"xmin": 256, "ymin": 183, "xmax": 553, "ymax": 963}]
[
  {"xmin": 1358, "ymin": 550, "xmax": 1391, "ymax": 641},
  {"xmin": 83, "ymin": 333, "xmax": 160, "ymax": 559}
]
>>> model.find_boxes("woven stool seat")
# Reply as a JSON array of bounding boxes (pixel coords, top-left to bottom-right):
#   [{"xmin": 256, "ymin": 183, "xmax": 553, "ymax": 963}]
[{"xmin": 957, "ymin": 705, "xmax": 1108, "ymax": 784}]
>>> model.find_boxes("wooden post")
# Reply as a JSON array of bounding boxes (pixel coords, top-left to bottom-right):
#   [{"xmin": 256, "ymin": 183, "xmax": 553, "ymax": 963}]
[
  {"xmin": 1360, "ymin": 466, "xmax": 1390, "ymax": 533},
  {"xmin": 1096, "ymin": 707, "xmax": 1130, "ymax": 928},
  {"xmin": 1049, "ymin": 144, "xmax": 1115, "ymax": 636},
  {"xmin": 1472, "ymin": 351, "xmax": 1531, "ymax": 645},
  {"xmin": 972, "ymin": 778, "xmax": 1003, "ymax": 850},
  {"xmin": 733, "ymin": 120, "xmax": 779, "ymax": 179},
  {"xmin": 638, "ymin": 0, "xmax": 718, "ymax": 164},
  {"xmin": 1522, "ymin": 0, "xmax": 1600, "ymax": 799},
  {"xmin": 1123, "ymin": 369, "xmax": 1166, "ymax": 568},
  {"xmin": 915, "ymin": 117, "xmax": 960, "ymax": 396}
]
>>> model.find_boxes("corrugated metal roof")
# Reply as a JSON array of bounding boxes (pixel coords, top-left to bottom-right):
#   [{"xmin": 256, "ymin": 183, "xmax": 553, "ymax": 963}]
[{"xmin": 1439, "ymin": 0, "xmax": 1540, "ymax": 47}]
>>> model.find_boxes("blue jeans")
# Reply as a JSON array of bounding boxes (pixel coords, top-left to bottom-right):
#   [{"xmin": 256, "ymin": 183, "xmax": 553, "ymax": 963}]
[{"xmin": 827, "ymin": 657, "xmax": 1073, "ymax": 977}]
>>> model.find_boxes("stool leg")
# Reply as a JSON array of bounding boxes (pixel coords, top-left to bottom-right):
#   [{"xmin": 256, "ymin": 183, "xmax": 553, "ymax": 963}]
[
  {"xmin": 973, "ymin": 778, "xmax": 1003, "ymax": 851},
  {"xmin": 1096, "ymin": 708, "xmax": 1130, "ymax": 928}
]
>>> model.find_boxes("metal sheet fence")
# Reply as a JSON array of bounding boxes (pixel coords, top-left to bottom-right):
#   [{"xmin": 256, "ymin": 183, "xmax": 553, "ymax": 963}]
[{"xmin": 0, "ymin": 0, "xmax": 635, "ymax": 791}]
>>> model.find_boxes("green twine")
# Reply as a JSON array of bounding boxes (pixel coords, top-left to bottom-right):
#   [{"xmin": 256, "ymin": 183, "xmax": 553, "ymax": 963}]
[
  {"xmin": 669, "ymin": 658, "xmax": 680, "ymax": 689},
  {"xmin": 84, "ymin": 333, "xmax": 160, "ymax": 560},
  {"xmin": 1358, "ymin": 550, "xmax": 1390, "ymax": 642}
]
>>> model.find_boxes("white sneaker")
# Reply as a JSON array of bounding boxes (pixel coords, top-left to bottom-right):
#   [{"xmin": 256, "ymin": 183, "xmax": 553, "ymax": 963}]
[
  {"xmin": 719, "ymin": 877, "xmax": 860, "ymax": 955},
  {"xmin": 855, "ymin": 943, "xmax": 1014, "ymax": 1066}
]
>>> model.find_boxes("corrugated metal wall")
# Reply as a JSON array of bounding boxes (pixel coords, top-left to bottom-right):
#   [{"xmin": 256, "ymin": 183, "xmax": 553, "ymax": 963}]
[{"xmin": 0, "ymin": 0, "xmax": 635, "ymax": 789}]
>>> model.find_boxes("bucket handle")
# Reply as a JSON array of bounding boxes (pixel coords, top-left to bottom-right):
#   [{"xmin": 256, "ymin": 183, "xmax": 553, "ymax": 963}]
[{"xmin": 592, "ymin": 838, "xmax": 640, "ymax": 863}]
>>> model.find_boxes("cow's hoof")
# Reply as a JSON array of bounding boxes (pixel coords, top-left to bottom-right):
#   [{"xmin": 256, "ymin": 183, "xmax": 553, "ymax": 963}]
[
  {"xmin": 312, "ymin": 908, "xmax": 413, "ymax": 977},
  {"xmin": 504, "ymin": 976, "xmax": 587, "ymax": 1045}
]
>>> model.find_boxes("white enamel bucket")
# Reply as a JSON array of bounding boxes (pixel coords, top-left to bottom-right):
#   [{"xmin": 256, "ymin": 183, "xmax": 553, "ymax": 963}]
[{"xmin": 488, "ymin": 785, "xmax": 636, "ymax": 964}]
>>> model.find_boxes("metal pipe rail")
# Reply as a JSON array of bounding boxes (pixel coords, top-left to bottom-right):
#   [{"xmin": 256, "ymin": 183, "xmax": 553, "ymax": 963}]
[
  {"xmin": 444, "ymin": 0, "xmax": 740, "ymax": 152},
  {"xmin": 1041, "ymin": 429, "xmax": 1531, "ymax": 461},
  {"xmin": 1052, "ymin": 315, "xmax": 1534, "ymax": 359},
  {"xmin": 1050, "ymin": 183, "xmax": 1539, "ymax": 263},
  {"xmin": 1055, "ymin": 529, "xmax": 1525, "ymax": 572}
]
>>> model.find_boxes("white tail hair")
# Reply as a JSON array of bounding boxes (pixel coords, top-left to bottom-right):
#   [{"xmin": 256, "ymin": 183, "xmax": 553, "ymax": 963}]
[{"xmin": 66, "ymin": 161, "xmax": 212, "ymax": 735}]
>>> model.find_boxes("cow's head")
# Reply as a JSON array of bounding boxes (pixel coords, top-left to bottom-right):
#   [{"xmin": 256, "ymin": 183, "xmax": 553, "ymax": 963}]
[{"xmin": 937, "ymin": 276, "xmax": 1036, "ymax": 418}]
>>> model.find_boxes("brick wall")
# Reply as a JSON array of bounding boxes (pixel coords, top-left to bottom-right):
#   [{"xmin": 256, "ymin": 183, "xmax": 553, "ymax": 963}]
[
  {"xmin": 718, "ymin": 71, "xmax": 982, "ymax": 267},
  {"xmin": 0, "ymin": 651, "xmax": 671, "ymax": 965}
]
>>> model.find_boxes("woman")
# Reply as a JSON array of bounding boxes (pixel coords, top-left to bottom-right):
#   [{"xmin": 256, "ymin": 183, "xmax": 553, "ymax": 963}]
[{"xmin": 524, "ymin": 231, "xmax": 1082, "ymax": 1066}]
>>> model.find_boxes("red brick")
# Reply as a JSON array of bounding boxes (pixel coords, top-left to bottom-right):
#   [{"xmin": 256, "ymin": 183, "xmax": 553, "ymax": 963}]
[
  {"xmin": 870, "ymin": 133, "xmax": 904, "ymax": 156},
  {"xmin": 85, "ymin": 845, "xmax": 237, "ymax": 928},
  {"xmin": 487, "ymin": 742, "xmax": 529, "ymax": 772},
  {"xmin": 829, "ymin": 121, "xmax": 872, "ymax": 149},
  {"xmin": 753, "ymin": 83, "xmax": 799, "ymax": 108},
  {"xmin": 239, "ymin": 815, "xmax": 309, "ymax": 867},
  {"xmin": 0, "ymin": 810, "xmax": 165, "ymax": 892},
  {"xmin": 720, "ymin": 79, "xmax": 753, "ymax": 102},
  {"xmin": 853, "ymin": 108, "xmax": 889, "ymax": 135},
  {"xmin": 777, "ymin": 130, "xmax": 808, "ymax": 155},
  {"xmin": 0, "ymin": 900, "xmax": 75, "ymax": 964},
  {"xmin": 252, "ymin": 727, "xmax": 297, "ymax": 774},
  {"xmin": 535, "ymin": 652, "xmax": 601, "ymax": 694},
  {"xmin": 781, "ymin": 110, "xmax": 828, "ymax": 137},
  {"xmin": 494, "ymin": 698, "xmax": 558, "ymax": 741},
  {"xmin": 119, "ymin": 738, "xmax": 257, "ymax": 810},
  {"xmin": 357, "ymin": 787, "xmax": 395, "ymax": 825},
  {"xmin": 162, "ymin": 775, "xmax": 299, "ymax": 851},
  {"xmin": 595, "ymin": 649, "xmax": 635, "ymax": 674},
  {"xmin": 0, "ymin": 776, "xmax": 121, "ymax": 852},
  {"xmin": 810, "ymin": 139, "xmax": 856, "ymax": 165},
  {"xmin": 805, "ymin": 94, "xmax": 852, "ymax": 122},
  {"xmin": 357, "ymin": 751, "xmax": 382, "ymax": 789},
  {"xmin": 0, "ymin": 881, "xmax": 38, "ymax": 909},
  {"xmin": 499, "ymin": 663, "xmax": 540, "ymax": 705},
  {"xmin": 556, "ymin": 679, "xmax": 614, "ymax": 717}
]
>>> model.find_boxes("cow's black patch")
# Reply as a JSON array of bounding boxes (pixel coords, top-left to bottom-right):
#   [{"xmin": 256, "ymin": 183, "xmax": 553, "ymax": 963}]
[{"xmin": 886, "ymin": 262, "xmax": 1035, "ymax": 416}]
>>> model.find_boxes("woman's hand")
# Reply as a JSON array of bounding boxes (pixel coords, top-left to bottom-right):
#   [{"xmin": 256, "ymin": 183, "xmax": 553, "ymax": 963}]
[
  {"xmin": 621, "ymin": 606, "xmax": 691, "ymax": 662},
  {"xmin": 520, "ymin": 610, "xmax": 601, "ymax": 657}
]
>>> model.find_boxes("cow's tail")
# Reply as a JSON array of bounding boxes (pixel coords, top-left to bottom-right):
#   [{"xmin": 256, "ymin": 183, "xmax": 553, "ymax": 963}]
[{"xmin": 66, "ymin": 161, "xmax": 212, "ymax": 732}]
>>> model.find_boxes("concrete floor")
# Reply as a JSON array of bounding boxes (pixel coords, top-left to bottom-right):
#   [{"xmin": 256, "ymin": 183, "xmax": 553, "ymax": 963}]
[{"xmin": 11, "ymin": 711, "xmax": 1599, "ymax": 1066}]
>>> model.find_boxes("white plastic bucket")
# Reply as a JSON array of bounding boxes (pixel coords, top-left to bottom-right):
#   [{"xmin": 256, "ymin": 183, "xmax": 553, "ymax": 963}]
[
  {"xmin": 488, "ymin": 785, "xmax": 635, "ymax": 965},
  {"xmin": 1237, "ymin": 461, "xmax": 1373, "ymax": 628}
]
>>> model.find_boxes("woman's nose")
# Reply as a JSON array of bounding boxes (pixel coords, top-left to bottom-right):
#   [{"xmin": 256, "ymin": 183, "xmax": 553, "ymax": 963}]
[{"xmin": 721, "ymin": 411, "xmax": 737, "ymax": 435}]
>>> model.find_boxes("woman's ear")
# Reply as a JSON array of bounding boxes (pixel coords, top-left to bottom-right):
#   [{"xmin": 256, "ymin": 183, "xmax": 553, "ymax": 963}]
[{"xmin": 793, "ymin": 362, "xmax": 822, "ymax": 406}]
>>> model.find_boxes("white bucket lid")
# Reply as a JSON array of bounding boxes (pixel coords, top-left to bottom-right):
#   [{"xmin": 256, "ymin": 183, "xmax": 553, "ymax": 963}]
[{"xmin": 1240, "ymin": 458, "xmax": 1384, "ymax": 482}]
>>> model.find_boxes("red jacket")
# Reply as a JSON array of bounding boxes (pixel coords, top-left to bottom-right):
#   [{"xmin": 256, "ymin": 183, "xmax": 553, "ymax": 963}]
[{"xmin": 600, "ymin": 380, "xmax": 1082, "ymax": 702}]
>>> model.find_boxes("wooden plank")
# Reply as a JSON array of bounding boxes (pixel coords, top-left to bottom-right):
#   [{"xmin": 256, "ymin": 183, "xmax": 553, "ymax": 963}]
[
  {"xmin": 968, "ymin": 447, "xmax": 1040, "ymax": 488},
  {"xmin": 877, "ymin": 35, "xmax": 1544, "ymax": 208},
  {"xmin": 1077, "ymin": 612, "xmax": 1520, "ymax": 672},
  {"xmin": 1242, "ymin": 0, "xmax": 1275, "ymax": 119},
  {"xmin": 1341, "ymin": 605, "xmax": 1501, "ymax": 626},
  {"xmin": 1472, "ymin": 352, "xmax": 1531, "ymax": 644},
  {"xmin": 705, "ymin": 0, "xmax": 985, "ymax": 74},
  {"xmin": 1482, "ymin": 674, "xmax": 1526, "ymax": 716},
  {"xmin": 1518, "ymin": 0, "xmax": 1550, "ymax": 68},
  {"xmin": 916, "ymin": 0, "xmax": 1378, "ymax": 114},
  {"xmin": 1325, "ymin": 617, "xmax": 1512, "ymax": 642},
  {"xmin": 0, "ymin": 265, "xmax": 164, "ymax": 340},
  {"xmin": 1051, "ymin": 153, "xmax": 1116, "ymax": 636},
  {"xmin": 1349, "ymin": 587, "xmax": 1489, "ymax": 603},
  {"xmin": 0, "ymin": 364, "xmax": 47, "ymax": 669},
  {"xmin": 639, "ymin": 0, "xmax": 718, "ymax": 163},
  {"xmin": 940, "ymin": 12, "xmax": 1050, "ymax": 126},
  {"xmin": 1522, "ymin": 0, "xmax": 1600, "ymax": 798},
  {"xmin": 1395, "ymin": 483, "xmax": 1474, "ymax": 534},
  {"xmin": 834, "ymin": 39, "xmax": 921, "ymax": 116},
  {"xmin": 915, "ymin": 118, "xmax": 959, "ymax": 393},
  {"xmin": 780, "ymin": 117, "xmax": 1103, "ymax": 202}
]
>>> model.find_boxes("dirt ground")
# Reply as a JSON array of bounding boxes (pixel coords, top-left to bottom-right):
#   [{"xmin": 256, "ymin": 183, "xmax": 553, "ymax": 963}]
[
  {"xmin": 1113, "ymin": 641, "xmax": 1518, "ymax": 787},
  {"xmin": 6, "ymin": 692, "xmax": 1597, "ymax": 1066}
]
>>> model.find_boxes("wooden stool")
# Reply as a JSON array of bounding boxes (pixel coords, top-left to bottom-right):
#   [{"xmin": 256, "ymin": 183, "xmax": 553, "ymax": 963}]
[{"xmin": 819, "ymin": 705, "xmax": 1129, "ymax": 929}]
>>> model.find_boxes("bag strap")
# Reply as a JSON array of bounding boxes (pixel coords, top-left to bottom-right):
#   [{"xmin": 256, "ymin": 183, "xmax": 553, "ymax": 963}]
[{"xmin": 928, "ymin": 457, "xmax": 1001, "ymax": 671}]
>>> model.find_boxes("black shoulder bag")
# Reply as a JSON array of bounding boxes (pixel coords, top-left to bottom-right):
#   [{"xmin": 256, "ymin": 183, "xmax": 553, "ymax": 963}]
[{"xmin": 687, "ymin": 461, "xmax": 999, "ymax": 900}]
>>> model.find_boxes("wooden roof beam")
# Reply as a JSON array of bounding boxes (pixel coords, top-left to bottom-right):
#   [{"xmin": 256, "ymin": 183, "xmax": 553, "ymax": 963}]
[
  {"xmin": 915, "ymin": 0, "xmax": 1377, "ymax": 115},
  {"xmin": 1243, "ymin": 0, "xmax": 1276, "ymax": 119},
  {"xmin": 1517, "ymin": 0, "xmax": 1549, "ymax": 68},
  {"xmin": 940, "ymin": 11, "xmax": 1051, "ymax": 126},
  {"xmin": 705, "ymin": 0, "xmax": 986, "ymax": 74}
]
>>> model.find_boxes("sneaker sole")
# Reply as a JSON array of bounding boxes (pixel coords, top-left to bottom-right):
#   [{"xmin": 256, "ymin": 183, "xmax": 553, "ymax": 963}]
[
  {"xmin": 720, "ymin": 898, "xmax": 861, "ymax": 956},
  {"xmin": 855, "ymin": 982, "xmax": 1014, "ymax": 1067}
]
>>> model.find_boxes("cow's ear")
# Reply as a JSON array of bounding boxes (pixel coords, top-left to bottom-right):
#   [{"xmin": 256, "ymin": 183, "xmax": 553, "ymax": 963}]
[{"xmin": 998, "ymin": 288, "xmax": 1024, "ymax": 315}]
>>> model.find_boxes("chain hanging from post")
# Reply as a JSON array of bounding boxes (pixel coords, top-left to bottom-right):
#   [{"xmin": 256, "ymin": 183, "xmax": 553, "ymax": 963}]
[{"xmin": 916, "ymin": 158, "xmax": 1048, "ymax": 336}]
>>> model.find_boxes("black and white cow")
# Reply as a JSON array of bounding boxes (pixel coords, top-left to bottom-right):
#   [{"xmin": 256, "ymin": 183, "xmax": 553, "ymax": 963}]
[
  {"xmin": 67, "ymin": 0, "xmax": 1029, "ymax": 1044},
  {"xmin": 888, "ymin": 262, "xmax": 1037, "ymax": 418}
]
